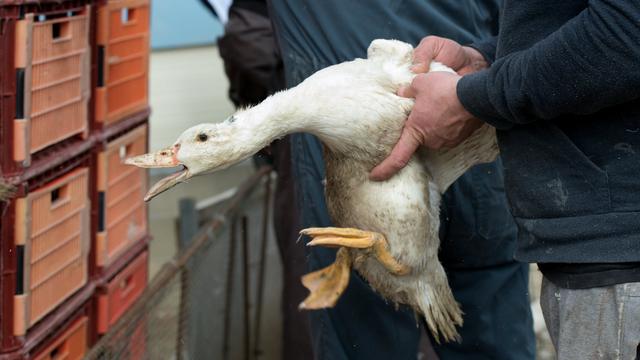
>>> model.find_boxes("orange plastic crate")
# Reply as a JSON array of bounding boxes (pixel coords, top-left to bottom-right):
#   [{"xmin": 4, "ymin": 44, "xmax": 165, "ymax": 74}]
[
  {"xmin": 13, "ymin": 7, "xmax": 90, "ymax": 166},
  {"xmin": 96, "ymin": 124, "xmax": 148, "ymax": 268},
  {"xmin": 97, "ymin": 250, "xmax": 148, "ymax": 334},
  {"xmin": 13, "ymin": 168, "xmax": 90, "ymax": 336},
  {"xmin": 95, "ymin": 0, "xmax": 150, "ymax": 126},
  {"xmin": 32, "ymin": 316, "xmax": 88, "ymax": 360}
]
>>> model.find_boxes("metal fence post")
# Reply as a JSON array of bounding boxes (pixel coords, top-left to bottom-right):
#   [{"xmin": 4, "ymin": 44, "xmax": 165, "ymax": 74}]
[
  {"xmin": 178, "ymin": 198, "xmax": 199, "ymax": 246},
  {"xmin": 222, "ymin": 217, "xmax": 238, "ymax": 360},
  {"xmin": 177, "ymin": 198, "xmax": 198, "ymax": 360},
  {"xmin": 253, "ymin": 175, "xmax": 272, "ymax": 358},
  {"xmin": 241, "ymin": 216, "xmax": 251, "ymax": 360}
]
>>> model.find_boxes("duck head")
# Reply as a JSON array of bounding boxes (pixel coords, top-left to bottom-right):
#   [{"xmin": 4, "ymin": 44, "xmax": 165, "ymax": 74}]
[{"xmin": 126, "ymin": 117, "xmax": 254, "ymax": 201}]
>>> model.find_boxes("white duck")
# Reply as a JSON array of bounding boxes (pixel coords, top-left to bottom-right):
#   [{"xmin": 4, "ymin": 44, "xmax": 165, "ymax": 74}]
[{"xmin": 127, "ymin": 39, "xmax": 498, "ymax": 342}]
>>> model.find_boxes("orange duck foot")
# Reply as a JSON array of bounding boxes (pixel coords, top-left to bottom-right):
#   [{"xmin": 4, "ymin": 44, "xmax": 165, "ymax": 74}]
[
  {"xmin": 299, "ymin": 247, "xmax": 351, "ymax": 309},
  {"xmin": 300, "ymin": 227, "xmax": 411, "ymax": 275}
]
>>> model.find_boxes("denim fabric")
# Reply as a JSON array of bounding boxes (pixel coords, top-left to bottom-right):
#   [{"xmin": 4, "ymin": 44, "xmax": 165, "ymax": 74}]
[
  {"xmin": 541, "ymin": 278, "xmax": 640, "ymax": 360},
  {"xmin": 434, "ymin": 163, "xmax": 535, "ymax": 359}
]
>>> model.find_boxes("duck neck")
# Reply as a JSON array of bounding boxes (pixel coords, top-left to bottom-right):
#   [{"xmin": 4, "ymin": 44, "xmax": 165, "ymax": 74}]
[
  {"xmin": 229, "ymin": 90, "xmax": 309, "ymax": 157},
  {"xmin": 231, "ymin": 87, "xmax": 352, "ymax": 157}
]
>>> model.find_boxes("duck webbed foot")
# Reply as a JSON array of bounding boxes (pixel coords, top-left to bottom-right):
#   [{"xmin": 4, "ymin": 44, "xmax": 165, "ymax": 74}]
[
  {"xmin": 299, "ymin": 247, "xmax": 351, "ymax": 309},
  {"xmin": 300, "ymin": 227, "xmax": 411, "ymax": 276}
]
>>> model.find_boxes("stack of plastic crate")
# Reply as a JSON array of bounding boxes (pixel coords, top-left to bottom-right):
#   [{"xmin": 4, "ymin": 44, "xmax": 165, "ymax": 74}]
[
  {"xmin": 0, "ymin": 0, "xmax": 152, "ymax": 357},
  {"xmin": 0, "ymin": 1, "xmax": 96, "ymax": 358},
  {"xmin": 90, "ymin": 0, "xmax": 150, "ymax": 355}
]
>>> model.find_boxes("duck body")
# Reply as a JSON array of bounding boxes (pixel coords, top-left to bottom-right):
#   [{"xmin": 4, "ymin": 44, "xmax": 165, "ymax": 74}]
[
  {"xmin": 324, "ymin": 146, "xmax": 454, "ymax": 331},
  {"xmin": 127, "ymin": 39, "xmax": 498, "ymax": 341},
  {"xmin": 288, "ymin": 40, "xmax": 498, "ymax": 339}
]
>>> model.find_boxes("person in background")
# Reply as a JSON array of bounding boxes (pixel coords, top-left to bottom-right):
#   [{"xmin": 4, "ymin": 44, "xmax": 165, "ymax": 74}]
[
  {"xmin": 268, "ymin": 1, "xmax": 536, "ymax": 359},
  {"xmin": 199, "ymin": 1, "xmax": 313, "ymax": 358},
  {"xmin": 369, "ymin": 2, "xmax": 640, "ymax": 359}
]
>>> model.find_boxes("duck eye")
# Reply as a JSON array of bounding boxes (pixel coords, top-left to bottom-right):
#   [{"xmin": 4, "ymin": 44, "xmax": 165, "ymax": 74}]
[{"xmin": 197, "ymin": 133, "xmax": 208, "ymax": 142}]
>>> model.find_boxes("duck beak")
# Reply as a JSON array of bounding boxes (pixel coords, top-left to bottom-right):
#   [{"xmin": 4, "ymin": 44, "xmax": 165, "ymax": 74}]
[
  {"xmin": 143, "ymin": 167, "xmax": 191, "ymax": 202},
  {"xmin": 125, "ymin": 145, "xmax": 190, "ymax": 202},
  {"xmin": 124, "ymin": 145, "xmax": 181, "ymax": 168}
]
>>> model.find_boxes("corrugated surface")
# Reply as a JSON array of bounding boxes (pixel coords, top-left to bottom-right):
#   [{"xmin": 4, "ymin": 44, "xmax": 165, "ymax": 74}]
[
  {"xmin": 15, "ymin": 167, "xmax": 90, "ymax": 334},
  {"xmin": 96, "ymin": 124, "xmax": 147, "ymax": 267},
  {"xmin": 97, "ymin": 250, "xmax": 148, "ymax": 334},
  {"xmin": 95, "ymin": 0, "xmax": 149, "ymax": 126},
  {"xmin": 14, "ymin": 8, "xmax": 90, "ymax": 160},
  {"xmin": 32, "ymin": 316, "xmax": 88, "ymax": 360}
]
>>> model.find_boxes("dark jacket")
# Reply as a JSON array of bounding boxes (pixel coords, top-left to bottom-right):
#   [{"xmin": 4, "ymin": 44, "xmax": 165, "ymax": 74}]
[{"xmin": 457, "ymin": 1, "xmax": 640, "ymax": 263}]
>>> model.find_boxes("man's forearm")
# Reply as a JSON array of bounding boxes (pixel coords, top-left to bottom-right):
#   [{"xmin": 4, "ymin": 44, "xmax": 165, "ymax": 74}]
[{"xmin": 457, "ymin": 1, "xmax": 640, "ymax": 129}]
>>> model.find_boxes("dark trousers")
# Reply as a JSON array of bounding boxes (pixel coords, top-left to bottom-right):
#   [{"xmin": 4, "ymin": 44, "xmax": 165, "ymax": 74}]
[{"xmin": 271, "ymin": 137, "xmax": 314, "ymax": 360}]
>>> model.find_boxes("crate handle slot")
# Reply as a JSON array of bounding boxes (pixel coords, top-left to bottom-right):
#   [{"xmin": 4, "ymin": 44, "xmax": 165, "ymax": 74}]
[
  {"xmin": 52, "ymin": 21, "xmax": 70, "ymax": 41},
  {"xmin": 120, "ymin": 274, "xmax": 135, "ymax": 297},
  {"xmin": 121, "ymin": 8, "xmax": 137, "ymax": 24},
  {"xmin": 50, "ymin": 184, "xmax": 70, "ymax": 209},
  {"xmin": 49, "ymin": 341, "xmax": 69, "ymax": 359},
  {"xmin": 119, "ymin": 144, "xmax": 133, "ymax": 161}
]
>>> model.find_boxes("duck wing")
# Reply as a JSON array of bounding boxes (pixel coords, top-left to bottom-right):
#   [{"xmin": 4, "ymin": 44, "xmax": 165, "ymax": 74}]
[{"xmin": 421, "ymin": 123, "xmax": 499, "ymax": 193}]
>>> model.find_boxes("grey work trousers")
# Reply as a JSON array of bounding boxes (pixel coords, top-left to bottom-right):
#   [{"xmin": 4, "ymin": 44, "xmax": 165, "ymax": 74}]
[{"xmin": 541, "ymin": 277, "xmax": 640, "ymax": 360}]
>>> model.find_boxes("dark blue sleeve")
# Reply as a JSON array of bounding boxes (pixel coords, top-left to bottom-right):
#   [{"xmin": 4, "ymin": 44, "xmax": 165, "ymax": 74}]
[
  {"xmin": 457, "ymin": 1, "xmax": 640, "ymax": 129},
  {"xmin": 468, "ymin": 36, "xmax": 498, "ymax": 64}
]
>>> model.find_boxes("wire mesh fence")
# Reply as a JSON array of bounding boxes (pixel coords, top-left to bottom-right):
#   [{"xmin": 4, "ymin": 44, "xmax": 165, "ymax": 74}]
[{"xmin": 85, "ymin": 166, "xmax": 279, "ymax": 360}]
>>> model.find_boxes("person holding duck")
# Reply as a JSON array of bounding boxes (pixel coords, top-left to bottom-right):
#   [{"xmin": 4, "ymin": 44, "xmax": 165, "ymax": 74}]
[{"xmin": 371, "ymin": 2, "xmax": 640, "ymax": 359}]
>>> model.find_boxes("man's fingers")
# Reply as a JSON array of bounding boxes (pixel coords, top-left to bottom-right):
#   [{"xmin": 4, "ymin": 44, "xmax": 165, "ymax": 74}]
[
  {"xmin": 413, "ymin": 36, "xmax": 439, "ymax": 65},
  {"xmin": 370, "ymin": 128, "xmax": 421, "ymax": 181},
  {"xmin": 397, "ymin": 85, "xmax": 416, "ymax": 98},
  {"xmin": 410, "ymin": 62, "xmax": 430, "ymax": 73}
]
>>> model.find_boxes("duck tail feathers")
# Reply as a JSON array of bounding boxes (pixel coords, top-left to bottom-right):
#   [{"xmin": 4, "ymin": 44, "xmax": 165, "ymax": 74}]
[{"xmin": 414, "ymin": 271, "xmax": 463, "ymax": 343}]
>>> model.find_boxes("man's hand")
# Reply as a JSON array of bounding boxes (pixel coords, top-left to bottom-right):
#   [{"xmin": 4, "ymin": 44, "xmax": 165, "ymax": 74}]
[
  {"xmin": 369, "ymin": 72, "xmax": 482, "ymax": 181},
  {"xmin": 368, "ymin": 36, "xmax": 489, "ymax": 181},
  {"xmin": 411, "ymin": 36, "xmax": 488, "ymax": 75}
]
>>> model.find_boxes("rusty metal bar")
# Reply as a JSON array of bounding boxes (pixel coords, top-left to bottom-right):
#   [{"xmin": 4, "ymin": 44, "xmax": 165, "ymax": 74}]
[
  {"xmin": 242, "ymin": 216, "xmax": 251, "ymax": 360},
  {"xmin": 176, "ymin": 198, "xmax": 198, "ymax": 359},
  {"xmin": 222, "ymin": 217, "xmax": 238, "ymax": 360},
  {"xmin": 252, "ymin": 175, "xmax": 271, "ymax": 358},
  {"xmin": 177, "ymin": 268, "xmax": 189, "ymax": 360}
]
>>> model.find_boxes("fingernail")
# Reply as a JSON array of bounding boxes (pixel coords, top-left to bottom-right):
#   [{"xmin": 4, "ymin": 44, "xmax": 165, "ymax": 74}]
[{"xmin": 410, "ymin": 63, "xmax": 426, "ymax": 73}]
